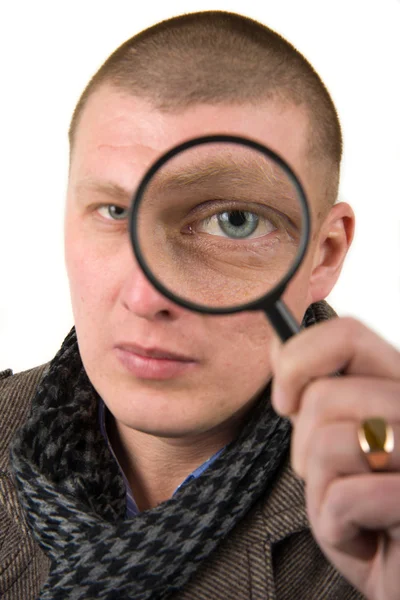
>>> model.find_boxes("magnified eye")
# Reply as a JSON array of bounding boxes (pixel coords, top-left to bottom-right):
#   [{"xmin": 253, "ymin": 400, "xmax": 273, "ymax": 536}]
[
  {"xmin": 197, "ymin": 210, "xmax": 276, "ymax": 239},
  {"xmin": 98, "ymin": 205, "xmax": 129, "ymax": 221}
]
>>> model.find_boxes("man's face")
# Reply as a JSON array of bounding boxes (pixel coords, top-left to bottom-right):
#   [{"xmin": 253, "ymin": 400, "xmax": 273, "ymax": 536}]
[{"xmin": 65, "ymin": 85, "xmax": 323, "ymax": 438}]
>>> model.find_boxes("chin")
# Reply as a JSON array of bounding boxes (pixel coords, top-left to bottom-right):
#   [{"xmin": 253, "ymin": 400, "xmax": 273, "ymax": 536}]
[
  {"xmin": 101, "ymin": 385, "xmax": 217, "ymax": 438},
  {"xmin": 118, "ymin": 413, "xmax": 220, "ymax": 439}
]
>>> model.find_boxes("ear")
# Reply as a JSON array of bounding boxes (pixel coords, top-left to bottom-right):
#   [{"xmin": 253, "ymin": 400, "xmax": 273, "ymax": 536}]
[{"xmin": 308, "ymin": 202, "xmax": 355, "ymax": 303}]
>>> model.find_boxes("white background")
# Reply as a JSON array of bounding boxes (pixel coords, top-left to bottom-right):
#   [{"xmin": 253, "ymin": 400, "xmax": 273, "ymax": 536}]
[{"xmin": 0, "ymin": 0, "xmax": 399, "ymax": 372}]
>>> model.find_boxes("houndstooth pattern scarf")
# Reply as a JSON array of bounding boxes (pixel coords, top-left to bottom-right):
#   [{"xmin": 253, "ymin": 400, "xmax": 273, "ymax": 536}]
[{"xmin": 10, "ymin": 303, "xmax": 328, "ymax": 600}]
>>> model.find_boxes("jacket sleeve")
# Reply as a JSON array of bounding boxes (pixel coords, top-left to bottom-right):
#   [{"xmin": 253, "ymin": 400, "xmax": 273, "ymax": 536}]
[{"xmin": 0, "ymin": 366, "xmax": 51, "ymax": 600}]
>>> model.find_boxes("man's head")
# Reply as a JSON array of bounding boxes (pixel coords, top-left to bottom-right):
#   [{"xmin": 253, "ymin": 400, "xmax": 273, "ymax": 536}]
[
  {"xmin": 64, "ymin": 11, "xmax": 354, "ymax": 443},
  {"xmin": 69, "ymin": 11, "xmax": 342, "ymax": 208}
]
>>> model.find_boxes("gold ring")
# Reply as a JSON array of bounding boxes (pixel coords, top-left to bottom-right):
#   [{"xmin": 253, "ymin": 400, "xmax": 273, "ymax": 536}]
[{"xmin": 358, "ymin": 418, "xmax": 394, "ymax": 471}]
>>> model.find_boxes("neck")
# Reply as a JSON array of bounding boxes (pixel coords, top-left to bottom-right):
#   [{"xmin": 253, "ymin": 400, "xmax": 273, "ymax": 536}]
[{"xmin": 107, "ymin": 414, "xmax": 244, "ymax": 511}]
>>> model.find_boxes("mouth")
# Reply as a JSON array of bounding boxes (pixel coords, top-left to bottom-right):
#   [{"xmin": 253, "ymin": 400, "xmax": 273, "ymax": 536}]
[
  {"xmin": 114, "ymin": 343, "xmax": 197, "ymax": 380},
  {"xmin": 116, "ymin": 343, "xmax": 195, "ymax": 361}
]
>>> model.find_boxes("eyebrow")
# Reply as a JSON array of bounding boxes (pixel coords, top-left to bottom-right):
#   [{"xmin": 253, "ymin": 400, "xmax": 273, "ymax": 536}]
[
  {"xmin": 145, "ymin": 153, "xmax": 301, "ymax": 215},
  {"xmin": 74, "ymin": 178, "xmax": 134, "ymax": 204},
  {"xmin": 154, "ymin": 154, "xmax": 285, "ymax": 189}
]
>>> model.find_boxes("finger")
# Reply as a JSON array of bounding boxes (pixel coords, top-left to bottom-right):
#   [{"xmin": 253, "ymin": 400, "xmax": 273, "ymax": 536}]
[
  {"xmin": 271, "ymin": 317, "xmax": 400, "ymax": 416},
  {"xmin": 303, "ymin": 422, "xmax": 400, "ymax": 517},
  {"xmin": 291, "ymin": 376, "xmax": 400, "ymax": 476},
  {"xmin": 312, "ymin": 475, "xmax": 400, "ymax": 559},
  {"xmin": 309, "ymin": 475, "xmax": 400, "ymax": 599}
]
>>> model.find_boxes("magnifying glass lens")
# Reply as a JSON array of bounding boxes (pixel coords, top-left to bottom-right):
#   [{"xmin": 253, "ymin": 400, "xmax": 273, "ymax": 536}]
[{"xmin": 132, "ymin": 139, "xmax": 307, "ymax": 312}]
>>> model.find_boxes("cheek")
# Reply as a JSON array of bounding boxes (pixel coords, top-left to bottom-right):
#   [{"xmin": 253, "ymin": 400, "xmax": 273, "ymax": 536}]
[
  {"xmin": 209, "ymin": 311, "xmax": 274, "ymax": 374},
  {"xmin": 64, "ymin": 221, "xmax": 119, "ymax": 318},
  {"xmin": 202, "ymin": 312, "xmax": 277, "ymax": 416},
  {"xmin": 208, "ymin": 263, "xmax": 314, "ymax": 379}
]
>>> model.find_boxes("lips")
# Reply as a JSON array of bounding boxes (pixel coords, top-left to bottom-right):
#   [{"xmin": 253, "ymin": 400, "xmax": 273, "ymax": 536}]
[
  {"xmin": 114, "ymin": 343, "xmax": 197, "ymax": 380},
  {"xmin": 115, "ymin": 343, "xmax": 195, "ymax": 362}
]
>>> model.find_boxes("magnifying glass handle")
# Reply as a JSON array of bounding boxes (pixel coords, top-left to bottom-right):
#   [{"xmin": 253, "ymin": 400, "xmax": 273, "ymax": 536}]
[{"xmin": 266, "ymin": 299, "xmax": 301, "ymax": 342}]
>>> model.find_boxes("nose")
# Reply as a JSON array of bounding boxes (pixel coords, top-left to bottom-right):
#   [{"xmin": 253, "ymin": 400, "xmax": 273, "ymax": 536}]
[{"xmin": 120, "ymin": 256, "xmax": 181, "ymax": 321}]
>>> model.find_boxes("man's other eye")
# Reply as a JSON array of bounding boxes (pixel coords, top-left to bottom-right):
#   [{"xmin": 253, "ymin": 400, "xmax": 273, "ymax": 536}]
[{"xmin": 97, "ymin": 205, "xmax": 129, "ymax": 221}]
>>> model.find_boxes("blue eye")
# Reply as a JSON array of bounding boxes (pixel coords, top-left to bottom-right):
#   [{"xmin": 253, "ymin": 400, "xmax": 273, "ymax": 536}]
[
  {"xmin": 197, "ymin": 210, "xmax": 276, "ymax": 240},
  {"xmin": 98, "ymin": 205, "xmax": 129, "ymax": 221},
  {"xmin": 217, "ymin": 211, "xmax": 259, "ymax": 238}
]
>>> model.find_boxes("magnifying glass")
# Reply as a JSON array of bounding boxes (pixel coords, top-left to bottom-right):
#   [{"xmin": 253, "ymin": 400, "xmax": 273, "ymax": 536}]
[{"xmin": 129, "ymin": 135, "xmax": 310, "ymax": 342}]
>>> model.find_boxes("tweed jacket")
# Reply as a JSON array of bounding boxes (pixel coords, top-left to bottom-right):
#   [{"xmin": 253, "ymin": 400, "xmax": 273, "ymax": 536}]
[{"xmin": 0, "ymin": 364, "xmax": 365, "ymax": 600}]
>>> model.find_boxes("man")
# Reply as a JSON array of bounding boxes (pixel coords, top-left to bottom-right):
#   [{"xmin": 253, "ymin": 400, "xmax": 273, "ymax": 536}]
[{"xmin": 1, "ymin": 11, "xmax": 399, "ymax": 600}]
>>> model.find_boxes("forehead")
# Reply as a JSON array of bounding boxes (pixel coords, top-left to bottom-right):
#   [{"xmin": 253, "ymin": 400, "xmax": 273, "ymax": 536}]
[{"xmin": 69, "ymin": 85, "xmax": 315, "ymax": 208}]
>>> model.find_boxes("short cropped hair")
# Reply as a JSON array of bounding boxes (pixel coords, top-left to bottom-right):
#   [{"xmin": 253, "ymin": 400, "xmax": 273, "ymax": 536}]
[{"xmin": 69, "ymin": 11, "xmax": 342, "ymax": 205}]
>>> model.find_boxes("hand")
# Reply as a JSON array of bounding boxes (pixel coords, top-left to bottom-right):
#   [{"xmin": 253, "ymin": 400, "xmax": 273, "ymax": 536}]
[{"xmin": 270, "ymin": 317, "xmax": 400, "ymax": 600}]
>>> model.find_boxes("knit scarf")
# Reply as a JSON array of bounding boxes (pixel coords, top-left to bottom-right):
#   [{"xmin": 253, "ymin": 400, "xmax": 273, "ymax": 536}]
[{"xmin": 10, "ymin": 302, "xmax": 330, "ymax": 600}]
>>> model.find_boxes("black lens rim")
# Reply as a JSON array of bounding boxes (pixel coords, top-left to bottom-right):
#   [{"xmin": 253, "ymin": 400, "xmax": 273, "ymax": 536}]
[{"xmin": 129, "ymin": 134, "xmax": 311, "ymax": 315}]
